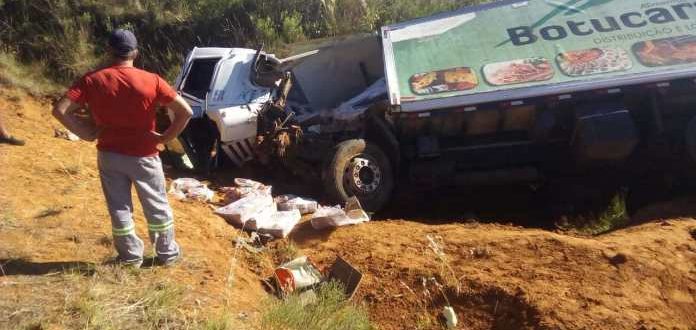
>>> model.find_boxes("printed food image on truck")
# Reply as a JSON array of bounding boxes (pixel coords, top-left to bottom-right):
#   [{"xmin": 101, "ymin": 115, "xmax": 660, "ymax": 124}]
[
  {"xmin": 556, "ymin": 48, "xmax": 632, "ymax": 77},
  {"xmin": 409, "ymin": 67, "xmax": 478, "ymax": 95},
  {"xmin": 633, "ymin": 35, "xmax": 696, "ymax": 67},
  {"xmin": 482, "ymin": 57, "xmax": 554, "ymax": 86}
]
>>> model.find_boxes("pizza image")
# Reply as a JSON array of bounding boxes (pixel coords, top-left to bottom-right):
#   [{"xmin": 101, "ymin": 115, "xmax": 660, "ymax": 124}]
[
  {"xmin": 557, "ymin": 48, "xmax": 632, "ymax": 77},
  {"xmin": 483, "ymin": 57, "xmax": 554, "ymax": 86},
  {"xmin": 410, "ymin": 67, "xmax": 478, "ymax": 95},
  {"xmin": 410, "ymin": 72, "xmax": 437, "ymax": 91},
  {"xmin": 633, "ymin": 35, "xmax": 696, "ymax": 67}
]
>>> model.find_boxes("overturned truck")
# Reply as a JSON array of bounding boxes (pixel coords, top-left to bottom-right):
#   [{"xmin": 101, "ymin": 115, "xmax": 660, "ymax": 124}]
[{"xmin": 167, "ymin": 0, "xmax": 696, "ymax": 212}]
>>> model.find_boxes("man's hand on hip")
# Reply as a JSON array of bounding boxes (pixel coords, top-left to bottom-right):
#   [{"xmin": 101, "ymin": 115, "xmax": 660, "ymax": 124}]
[{"xmin": 159, "ymin": 95, "xmax": 193, "ymax": 144}]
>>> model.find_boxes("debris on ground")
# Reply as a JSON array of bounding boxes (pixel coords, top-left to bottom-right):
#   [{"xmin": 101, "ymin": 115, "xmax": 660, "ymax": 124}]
[
  {"xmin": 221, "ymin": 178, "xmax": 272, "ymax": 204},
  {"xmin": 53, "ymin": 128, "xmax": 79, "ymax": 141},
  {"xmin": 311, "ymin": 197, "xmax": 370, "ymax": 230},
  {"xmin": 275, "ymin": 194, "xmax": 318, "ymax": 214},
  {"xmin": 216, "ymin": 180, "xmax": 302, "ymax": 238},
  {"xmin": 217, "ymin": 179, "xmax": 370, "ymax": 239},
  {"xmin": 274, "ymin": 256, "xmax": 323, "ymax": 295},
  {"xmin": 215, "ymin": 190, "xmax": 275, "ymax": 228},
  {"xmin": 256, "ymin": 209, "xmax": 302, "ymax": 238},
  {"xmin": 443, "ymin": 306, "xmax": 458, "ymax": 329},
  {"xmin": 234, "ymin": 232, "xmax": 266, "ymax": 254},
  {"xmin": 273, "ymin": 255, "xmax": 363, "ymax": 300},
  {"xmin": 168, "ymin": 178, "xmax": 215, "ymax": 202}
]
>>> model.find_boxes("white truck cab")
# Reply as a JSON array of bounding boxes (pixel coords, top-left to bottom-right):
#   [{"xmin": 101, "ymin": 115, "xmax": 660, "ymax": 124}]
[{"xmin": 174, "ymin": 47, "xmax": 274, "ymax": 166}]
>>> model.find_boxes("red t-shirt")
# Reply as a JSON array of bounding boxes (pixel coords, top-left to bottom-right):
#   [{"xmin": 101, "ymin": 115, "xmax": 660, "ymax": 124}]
[{"xmin": 66, "ymin": 66, "xmax": 177, "ymax": 157}]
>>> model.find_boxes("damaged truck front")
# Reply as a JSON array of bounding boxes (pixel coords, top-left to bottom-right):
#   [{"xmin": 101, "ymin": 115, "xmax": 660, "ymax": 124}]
[{"xmin": 169, "ymin": 0, "xmax": 696, "ymax": 212}]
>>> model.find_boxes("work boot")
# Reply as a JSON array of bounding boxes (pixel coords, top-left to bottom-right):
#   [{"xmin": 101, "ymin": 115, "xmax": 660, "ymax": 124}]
[
  {"xmin": 158, "ymin": 250, "xmax": 182, "ymax": 268},
  {"xmin": 106, "ymin": 256, "xmax": 143, "ymax": 269},
  {"xmin": 0, "ymin": 135, "xmax": 25, "ymax": 146}
]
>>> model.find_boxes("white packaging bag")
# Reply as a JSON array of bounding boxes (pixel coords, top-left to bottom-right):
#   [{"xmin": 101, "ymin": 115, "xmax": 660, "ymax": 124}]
[
  {"xmin": 310, "ymin": 197, "xmax": 370, "ymax": 230},
  {"xmin": 215, "ymin": 192, "xmax": 275, "ymax": 227},
  {"xmin": 221, "ymin": 178, "xmax": 272, "ymax": 204},
  {"xmin": 256, "ymin": 209, "xmax": 302, "ymax": 238},
  {"xmin": 169, "ymin": 178, "xmax": 215, "ymax": 202},
  {"xmin": 275, "ymin": 195, "xmax": 319, "ymax": 214}
]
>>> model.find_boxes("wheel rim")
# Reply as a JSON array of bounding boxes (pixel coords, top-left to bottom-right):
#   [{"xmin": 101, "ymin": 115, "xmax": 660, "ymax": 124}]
[{"xmin": 344, "ymin": 155, "xmax": 382, "ymax": 195}]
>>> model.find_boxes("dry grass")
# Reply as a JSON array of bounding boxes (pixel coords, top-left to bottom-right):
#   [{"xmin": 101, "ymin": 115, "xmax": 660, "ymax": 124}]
[
  {"xmin": 34, "ymin": 206, "xmax": 63, "ymax": 219},
  {"xmin": 270, "ymin": 240, "xmax": 300, "ymax": 265},
  {"xmin": 0, "ymin": 205, "xmax": 18, "ymax": 229},
  {"xmin": 0, "ymin": 53, "xmax": 61, "ymax": 97}
]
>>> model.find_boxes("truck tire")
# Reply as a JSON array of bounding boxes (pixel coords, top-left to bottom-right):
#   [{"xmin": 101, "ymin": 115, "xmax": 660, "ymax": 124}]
[{"xmin": 323, "ymin": 139, "xmax": 394, "ymax": 213}]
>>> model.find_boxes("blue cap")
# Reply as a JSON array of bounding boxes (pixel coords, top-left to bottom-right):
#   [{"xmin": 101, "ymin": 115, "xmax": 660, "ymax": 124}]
[{"xmin": 108, "ymin": 29, "xmax": 138, "ymax": 56}]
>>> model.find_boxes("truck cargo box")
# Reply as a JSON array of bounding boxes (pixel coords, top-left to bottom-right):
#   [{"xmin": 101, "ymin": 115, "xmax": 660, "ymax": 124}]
[{"xmin": 382, "ymin": 0, "xmax": 696, "ymax": 112}]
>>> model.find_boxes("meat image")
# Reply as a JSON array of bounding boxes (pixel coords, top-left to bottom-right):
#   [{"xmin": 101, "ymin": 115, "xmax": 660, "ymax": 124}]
[
  {"xmin": 483, "ymin": 57, "xmax": 554, "ymax": 86},
  {"xmin": 410, "ymin": 67, "xmax": 478, "ymax": 95},
  {"xmin": 633, "ymin": 35, "xmax": 696, "ymax": 67},
  {"xmin": 557, "ymin": 48, "xmax": 632, "ymax": 77}
]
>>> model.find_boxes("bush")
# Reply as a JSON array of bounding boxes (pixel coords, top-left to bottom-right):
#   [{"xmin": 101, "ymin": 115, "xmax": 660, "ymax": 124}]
[{"xmin": 0, "ymin": 0, "xmax": 484, "ymax": 89}]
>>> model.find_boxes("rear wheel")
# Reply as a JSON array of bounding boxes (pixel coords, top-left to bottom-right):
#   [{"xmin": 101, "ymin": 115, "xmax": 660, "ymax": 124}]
[{"xmin": 323, "ymin": 139, "xmax": 394, "ymax": 212}]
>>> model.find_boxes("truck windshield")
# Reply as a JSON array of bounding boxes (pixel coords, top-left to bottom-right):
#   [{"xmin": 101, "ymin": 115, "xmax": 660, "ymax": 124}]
[{"xmin": 182, "ymin": 58, "xmax": 221, "ymax": 100}]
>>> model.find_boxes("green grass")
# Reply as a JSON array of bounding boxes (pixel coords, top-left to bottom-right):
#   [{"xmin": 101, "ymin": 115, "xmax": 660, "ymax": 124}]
[
  {"xmin": 560, "ymin": 192, "xmax": 631, "ymax": 236},
  {"xmin": 261, "ymin": 281, "xmax": 374, "ymax": 330}
]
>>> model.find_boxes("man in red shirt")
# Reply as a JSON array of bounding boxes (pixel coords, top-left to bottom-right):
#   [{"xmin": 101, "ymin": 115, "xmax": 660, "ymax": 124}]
[{"xmin": 52, "ymin": 29, "xmax": 193, "ymax": 267}]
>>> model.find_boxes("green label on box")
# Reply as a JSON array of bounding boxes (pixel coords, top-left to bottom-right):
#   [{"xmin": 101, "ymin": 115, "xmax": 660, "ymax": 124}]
[{"xmin": 387, "ymin": 0, "xmax": 696, "ymax": 103}]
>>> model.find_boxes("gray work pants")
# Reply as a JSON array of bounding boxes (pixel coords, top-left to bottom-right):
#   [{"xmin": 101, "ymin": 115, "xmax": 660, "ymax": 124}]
[{"xmin": 98, "ymin": 151, "xmax": 179, "ymax": 264}]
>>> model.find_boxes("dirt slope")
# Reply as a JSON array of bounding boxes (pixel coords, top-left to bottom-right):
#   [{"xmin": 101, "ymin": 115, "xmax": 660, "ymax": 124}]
[
  {"xmin": 0, "ymin": 87, "xmax": 266, "ymax": 328},
  {"xmin": 1, "ymin": 86, "xmax": 695, "ymax": 329},
  {"xmin": 290, "ymin": 219, "xmax": 696, "ymax": 329}
]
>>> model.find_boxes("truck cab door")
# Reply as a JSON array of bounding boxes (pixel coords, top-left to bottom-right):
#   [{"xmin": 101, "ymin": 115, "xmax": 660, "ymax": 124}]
[
  {"xmin": 205, "ymin": 52, "xmax": 273, "ymax": 167},
  {"xmin": 168, "ymin": 51, "xmax": 224, "ymax": 171}
]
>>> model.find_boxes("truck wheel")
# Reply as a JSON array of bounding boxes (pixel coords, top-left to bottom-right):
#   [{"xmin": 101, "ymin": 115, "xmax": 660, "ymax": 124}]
[{"xmin": 323, "ymin": 139, "xmax": 394, "ymax": 213}]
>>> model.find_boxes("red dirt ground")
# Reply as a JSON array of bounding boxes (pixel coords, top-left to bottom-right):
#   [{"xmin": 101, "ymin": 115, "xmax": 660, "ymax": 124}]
[{"xmin": 1, "ymin": 86, "xmax": 695, "ymax": 329}]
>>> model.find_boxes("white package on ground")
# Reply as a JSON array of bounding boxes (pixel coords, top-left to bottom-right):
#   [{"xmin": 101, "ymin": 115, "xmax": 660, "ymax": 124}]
[
  {"xmin": 222, "ymin": 180, "xmax": 272, "ymax": 204},
  {"xmin": 275, "ymin": 194, "xmax": 319, "ymax": 214},
  {"xmin": 310, "ymin": 197, "xmax": 370, "ymax": 230},
  {"xmin": 169, "ymin": 178, "xmax": 215, "ymax": 202},
  {"xmin": 215, "ymin": 192, "xmax": 275, "ymax": 227},
  {"xmin": 255, "ymin": 209, "xmax": 302, "ymax": 238}
]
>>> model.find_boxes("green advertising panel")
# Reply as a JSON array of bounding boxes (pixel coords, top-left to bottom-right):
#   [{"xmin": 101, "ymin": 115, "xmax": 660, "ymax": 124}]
[{"xmin": 383, "ymin": 0, "xmax": 696, "ymax": 106}]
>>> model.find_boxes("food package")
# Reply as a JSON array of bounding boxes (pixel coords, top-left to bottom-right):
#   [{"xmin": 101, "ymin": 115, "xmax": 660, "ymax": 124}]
[
  {"xmin": 221, "ymin": 178, "xmax": 272, "ymax": 204},
  {"xmin": 275, "ymin": 195, "xmax": 319, "ymax": 214},
  {"xmin": 244, "ymin": 204, "xmax": 277, "ymax": 231},
  {"xmin": 256, "ymin": 209, "xmax": 302, "ymax": 238},
  {"xmin": 310, "ymin": 197, "xmax": 370, "ymax": 230},
  {"xmin": 215, "ymin": 193, "xmax": 275, "ymax": 227},
  {"xmin": 274, "ymin": 256, "xmax": 323, "ymax": 294},
  {"xmin": 169, "ymin": 178, "xmax": 214, "ymax": 202},
  {"xmin": 170, "ymin": 178, "xmax": 203, "ymax": 194},
  {"xmin": 187, "ymin": 186, "xmax": 215, "ymax": 202}
]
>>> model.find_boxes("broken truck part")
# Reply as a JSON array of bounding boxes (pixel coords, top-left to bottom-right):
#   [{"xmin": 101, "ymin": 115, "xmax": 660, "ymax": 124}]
[{"xmin": 167, "ymin": 0, "xmax": 696, "ymax": 212}]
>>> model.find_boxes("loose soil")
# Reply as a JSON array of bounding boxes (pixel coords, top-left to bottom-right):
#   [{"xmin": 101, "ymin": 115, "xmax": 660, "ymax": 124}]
[{"xmin": 1, "ymin": 86, "xmax": 695, "ymax": 329}]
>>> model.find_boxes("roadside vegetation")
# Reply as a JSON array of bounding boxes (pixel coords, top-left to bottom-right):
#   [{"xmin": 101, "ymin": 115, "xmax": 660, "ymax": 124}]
[
  {"xmin": 0, "ymin": 0, "xmax": 486, "ymax": 95},
  {"xmin": 261, "ymin": 281, "xmax": 374, "ymax": 330}
]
